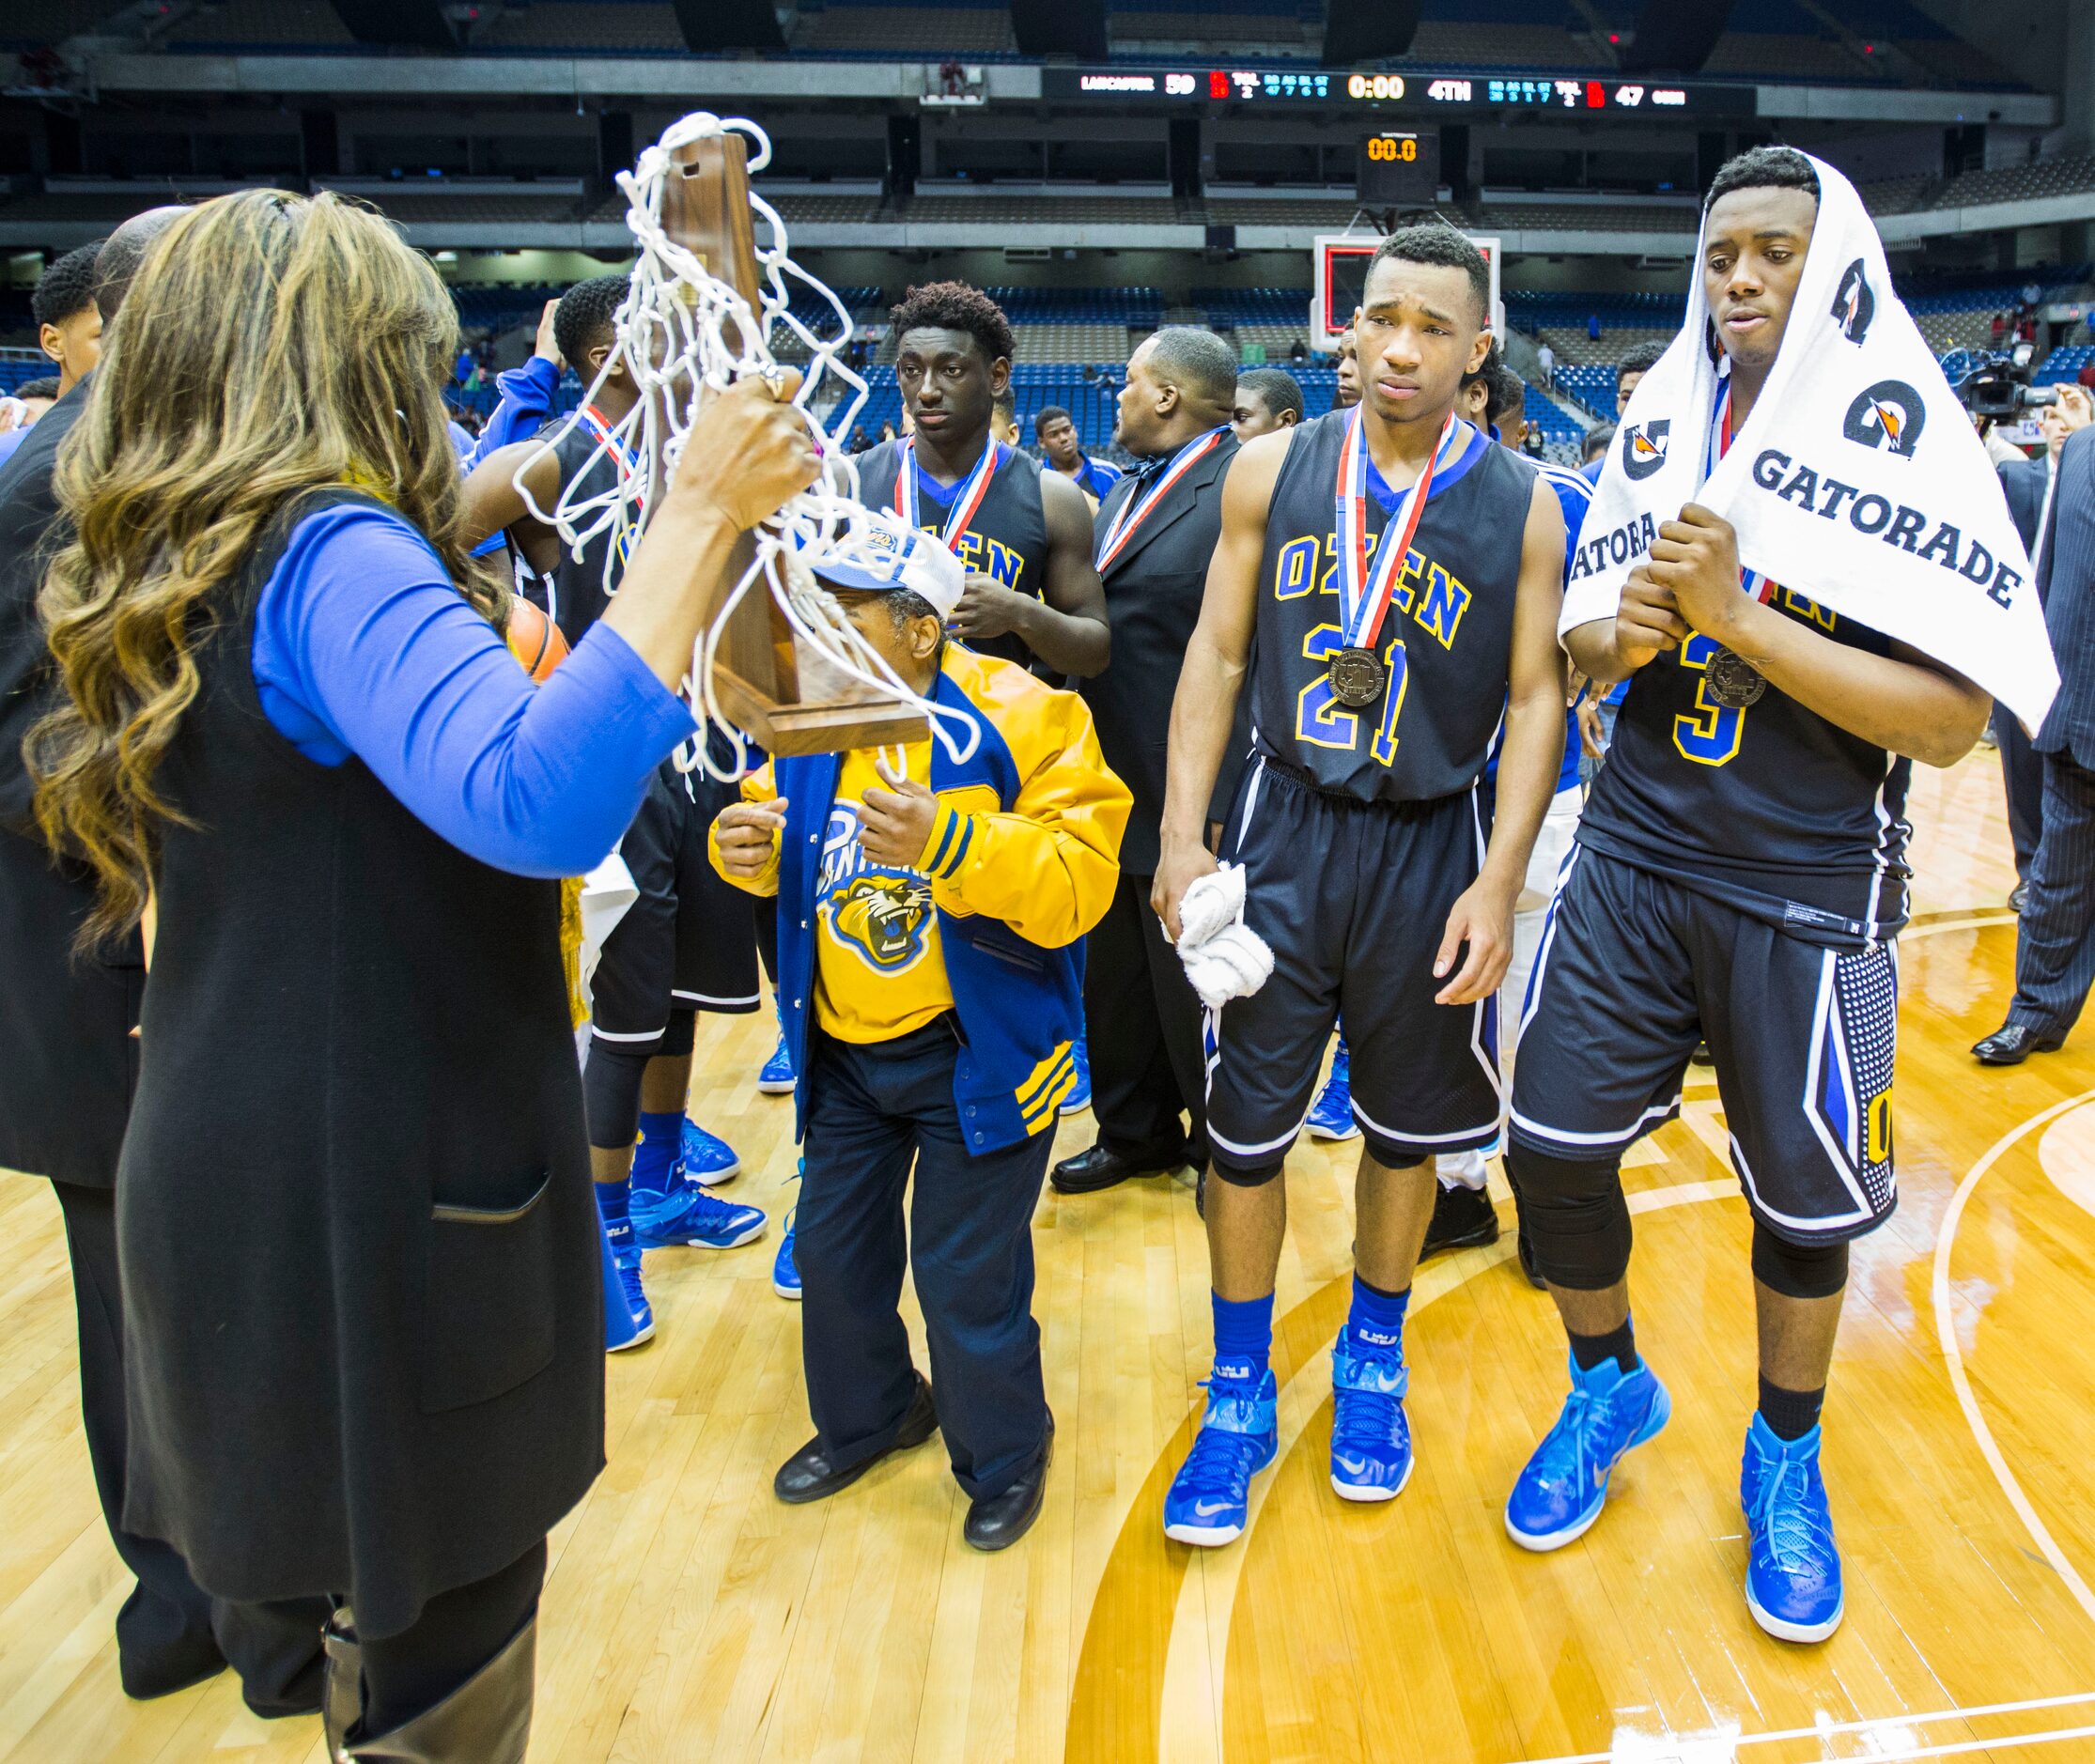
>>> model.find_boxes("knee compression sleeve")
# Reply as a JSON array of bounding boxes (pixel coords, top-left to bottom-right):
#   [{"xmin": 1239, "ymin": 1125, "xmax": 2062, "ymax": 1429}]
[
  {"xmin": 1750, "ymin": 1222, "xmax": 1849, "ymax": 1300},
  {"xmin": 658, "ymin": 1007, "xmax": 695, "ymax": 1059},
  {"xmin": 584, "ymin": 1038, "xmax": 652, "ymax": 1151},
  {"xmin": 1504, "ymin": 1144, "xmax": 1633, "ymax": 1290}
]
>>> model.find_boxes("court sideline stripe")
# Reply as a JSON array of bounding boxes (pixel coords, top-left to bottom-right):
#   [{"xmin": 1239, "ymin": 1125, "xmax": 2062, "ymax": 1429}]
[
  {"xmin": 1931, "ymin": 1085, "xmax": 2095, "ymax": 1630},
  {"xmin": 1507, "ymin": 1689, "xmax": 2095, "ymax": 1763}
]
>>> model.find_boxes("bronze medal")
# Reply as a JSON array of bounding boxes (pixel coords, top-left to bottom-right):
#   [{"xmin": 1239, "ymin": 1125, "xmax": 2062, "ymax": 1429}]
[
  {"xmin": 1327, "ymin": 645, "xmax": 1388, "ymax": 708},
  {"xmin": 1705, "ymin": 646, "xmax": 1766, "ymax": 710}
]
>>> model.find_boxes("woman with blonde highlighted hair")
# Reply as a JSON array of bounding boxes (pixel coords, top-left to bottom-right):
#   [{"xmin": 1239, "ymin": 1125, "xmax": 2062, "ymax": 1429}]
[{"xmin": 30, "ymin": 189, "xmax": 818, "ymax": 1761}]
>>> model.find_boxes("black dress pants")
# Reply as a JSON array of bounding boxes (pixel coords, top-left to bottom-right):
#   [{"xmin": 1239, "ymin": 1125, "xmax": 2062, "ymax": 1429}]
[
  {"xmin": 358, "ymin": 1539, "xmax": 546, "ymax": 1735},
  {"xmin": 1082, "ymin": 871, "xmax": 1210, "ymax": 1167},
  {"xmin": 2010, "ymin": 750, "xmax": 2095, "ymax": 1038},
  {"xmin": 54, "ymin": 1180, "xmax": 329, "ymax": 1713},
  {"xmin": 1995, "ymin": 704, "xmax": 2045, "ymax": 881},
  {"xmin": 797, "ymin": 1021, "xmax": 1053, "ymax": 1502}
]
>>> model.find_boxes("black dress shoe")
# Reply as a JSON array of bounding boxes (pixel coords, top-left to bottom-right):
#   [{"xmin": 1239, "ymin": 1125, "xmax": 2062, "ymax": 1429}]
[
  {"xmin": 774, "ymin": 1372, "xmax": 937, "ymax": 1505},
  {"xmin": 963, "ymin": 1416, "xmax": 1054, "ymax": 1552},
  {"xmin": 1420, "ymin": 1181, "xmax": 1499, "ymax": 1258},
  {"xmin": 1051, "ymin": 1142, "xmax": 1183, "ymax": 1195},
  {"xmin": 1972, "ymin": 1021, "xmax": 2065, "ymax": 1065},
  {"xmin": 2010, "ymin": 882, "xmax": 2029, "ymax": 914}
]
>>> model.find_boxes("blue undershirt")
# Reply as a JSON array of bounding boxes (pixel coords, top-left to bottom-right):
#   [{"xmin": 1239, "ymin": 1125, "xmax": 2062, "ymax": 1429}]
[{"xmin": 250, "ymin": 503, "xmax": 696, "ymax": 878}]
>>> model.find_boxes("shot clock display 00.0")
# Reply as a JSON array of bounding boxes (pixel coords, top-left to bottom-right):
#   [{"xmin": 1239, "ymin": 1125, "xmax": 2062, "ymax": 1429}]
[{"xmin": 1357, "ymin": 130, "xmax": 1439, "ymax": 206}]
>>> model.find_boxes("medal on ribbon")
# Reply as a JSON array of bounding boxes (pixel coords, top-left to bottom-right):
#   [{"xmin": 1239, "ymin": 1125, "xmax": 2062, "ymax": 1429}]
[
  {"xmin": 1698, "ymin": 380, "xmax": 1775, "ymax": 704},
  {"xmin": 1094, "ymin": 426, "xmax": 1227, "ymax": 574},
  {"xmin": 1329, "ymin": 407, "xmax": 1463, "ymax": 710},
  {"xmin": 580, "ymin": 403, "xmax": 644, "ymax": 565},
  {"xmin": 894, "ymin": 436, "xmax": 1002, "ymax": 554}
]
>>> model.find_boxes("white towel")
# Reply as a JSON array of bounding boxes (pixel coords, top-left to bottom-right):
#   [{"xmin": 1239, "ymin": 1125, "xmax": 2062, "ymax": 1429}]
[
  {"xmin": 1564, "ymin": 151, "xmax": 2059, "ymax": 735},
  {"xmin": 1175, "ymin": 863, "xmax": 1274, "ymax": 1012}
]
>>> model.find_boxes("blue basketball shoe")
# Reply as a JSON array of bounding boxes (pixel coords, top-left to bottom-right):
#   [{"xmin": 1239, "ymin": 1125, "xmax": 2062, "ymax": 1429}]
[
  {"xmin": 1162, "ymin": 1368, "xmax": 1279, "ymax": 1547},
  {"xmin": 1060, "ymin": 1036, "xmax": 1093, "ymax": 1115},
  {"xmin": 1328, "ymin": 1325, "xmax": 1413, "ymax": 1501},
  {"xmin": 603, "ymin": 1220, "xmax": 655, "ymax": 1352},
  {"xmin": 1505, "ymin": 1354, "xmax": 1670, "ymax": 1551},
  {"xmin": 1305, "ymin": 1040, "xmax": 1359, "ymax": 1141},
  {"xmin": 678, "ymin": 1117, "xmax": 742, "ymax": 1186},
  {"xmin": 631, "ymin": 1180, "xmax": 767, "ymax": 1250},
  {"xmin": 773, "ymin": 1161, "xmax": 802, "ymax": 1301},
  {"xmin": 1740, "ymin": 1415, "xmax": 1844, "ymax": 1642},
  {"xmin": 757, "ymin": 1003, "xmax": 796, "ymax": 1094}
]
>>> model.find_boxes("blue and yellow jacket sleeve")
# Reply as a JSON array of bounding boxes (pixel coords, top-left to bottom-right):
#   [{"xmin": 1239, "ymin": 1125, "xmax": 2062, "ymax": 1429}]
[
  {"xmin": 707, "ymin": 759, "xmax": 782, "ymax": 898},
  {"xmin": 917, "ymin": 662, "xmax": 1130, "ymax": 948}
]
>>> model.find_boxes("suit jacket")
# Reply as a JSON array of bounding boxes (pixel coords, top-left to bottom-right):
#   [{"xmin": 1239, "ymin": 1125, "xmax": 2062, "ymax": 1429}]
[
  {"xmin": 1997, "ymin": 454, "xmax": 2051, "ymax": 565},
  {"xmin": 0, "ymin": 379, "xmax": 146, "ymax": 1188},
  {"xmin": 2035, "ymin": 425, "xmax": 2095, "ymax": 767},
  {"xmin": 1079, "ymin": 428, "xmax": 1243, "ymax": 874}
]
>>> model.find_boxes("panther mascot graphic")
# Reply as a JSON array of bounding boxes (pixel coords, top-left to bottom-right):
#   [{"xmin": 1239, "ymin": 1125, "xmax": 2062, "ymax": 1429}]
[{"xmin": 826, "ymin": 874, "xmax": 935, "ymax": 971}]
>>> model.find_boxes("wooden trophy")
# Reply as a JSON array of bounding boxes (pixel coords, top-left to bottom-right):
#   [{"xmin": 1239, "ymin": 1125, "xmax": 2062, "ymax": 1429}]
[{"xmin": 659, "ymin": 132, "xmax": 929, "ymax": 755}]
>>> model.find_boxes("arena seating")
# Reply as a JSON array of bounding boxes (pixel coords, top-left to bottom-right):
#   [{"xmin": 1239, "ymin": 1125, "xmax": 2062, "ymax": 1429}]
[{"xmin": 1549, "ymin": 363, "xmax": 1621, "ymax": 416}]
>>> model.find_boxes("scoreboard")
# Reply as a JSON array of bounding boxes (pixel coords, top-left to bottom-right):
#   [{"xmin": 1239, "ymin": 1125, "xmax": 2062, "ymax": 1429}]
[
  {"xmin": 1357, "ymin": 130, "xmax": 1438, "ymax": 206},
  {"xmin": 1039, "ymin": 66, "xmax": 1756, "ymax": 116}
]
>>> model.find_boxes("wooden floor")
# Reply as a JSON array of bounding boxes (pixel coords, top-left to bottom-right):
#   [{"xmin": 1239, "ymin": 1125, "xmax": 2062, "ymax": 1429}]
[{"xmin": 8, "ymin": 750, "xmax": 2095, "ymax": 1762}]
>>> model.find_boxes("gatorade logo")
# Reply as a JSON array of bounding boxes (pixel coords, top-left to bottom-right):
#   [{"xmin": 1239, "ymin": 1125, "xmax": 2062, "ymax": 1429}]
[
  {"xmin": 1622, "ymin": 419, "xmax": 1670, "ymax": 481},
  {"xmin": 1841, "ymin": 379, "xmax": 1926, "ymax": 459},
  {"xmin": 1832, "ymin": 259, "xmax": 1876, "ymax": 346}
]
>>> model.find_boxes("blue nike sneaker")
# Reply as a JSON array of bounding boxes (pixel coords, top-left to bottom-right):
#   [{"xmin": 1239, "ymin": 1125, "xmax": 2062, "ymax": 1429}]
[
  {"xmin": 1328, "ymin": 1325, "xmax": 1413, "ymax": 1501},
  {"xmin": 605, "ymin": 1228, "xmax": 655, "ymax": 1351},
  {"xmin": 631, "ymin": 1181, "xmax": 768, "ymax": 1250},
  {"xmin": 1740, "ymin": 1415, "xmax": 1844, "ymax": 1643},
  {"xmin": 1305, "ymin": 1041, "xmax": 1359, "ymax": 1142},
  {"xmin": 1504, "ymin": 1354, "xmax": 1670, "ymax": 1551},
  {"xmin": 773, "ymin": 1160, "xmax": 802, "ymax": 1300},
  {"xmin": 1060, "ymin": 1037, "xmax": 1093, "ymax": 1115},
  {"xmin": 1162, "ymin": 1369, "xmax": 1279, "ymax": 1547},
  {"xmin": 756, "ymin": 1004, "xmax": 796, "ymax": 1094},
  {"xmin": 678, "ymin": 1117, "xmax": 741, "ymax": 1186}
]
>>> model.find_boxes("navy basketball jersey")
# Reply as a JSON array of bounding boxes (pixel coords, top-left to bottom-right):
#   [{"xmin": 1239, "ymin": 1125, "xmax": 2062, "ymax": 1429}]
[
  {"xmin": 1575, "ymin": 388, "xmax": 1913, "ymax": 946},
  {"xmin": 1249, "ymin": 409, "xmax": 1532, "ymax": 804},
  {"xmin": 524, "ymin": 417, "xmax": 631, "ymax": 649},
  {"xmin": 855, "ymin": 437, "xmax": 1052, "ymax": 672}
]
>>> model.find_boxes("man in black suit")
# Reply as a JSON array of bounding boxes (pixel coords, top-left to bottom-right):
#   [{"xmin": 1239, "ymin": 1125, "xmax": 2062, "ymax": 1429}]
[
  {"xmin": 1053, "ymin": 328, "xmax": 1242, "ymax": 1195},
  {"xmin": 0, "ymin": 209, "xmax": 329, "ymax": 1710},
  {"xmin": 1991, "ymin": 389, "xmax": 2090, "ymax": 897},
  {"xmin": 1976, "ymin": 417, "xmax": 2095, "ymax": 1063}
]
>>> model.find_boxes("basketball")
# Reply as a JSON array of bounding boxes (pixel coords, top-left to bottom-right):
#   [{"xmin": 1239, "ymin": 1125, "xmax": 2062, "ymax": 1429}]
[{"xmin": 505, "ymin": 594, "xmax": 568, "ymax": 681}]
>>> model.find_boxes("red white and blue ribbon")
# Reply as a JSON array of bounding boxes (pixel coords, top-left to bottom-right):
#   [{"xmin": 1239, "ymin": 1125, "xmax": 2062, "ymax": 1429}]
[
  {"xmin": 1334, "ymin": 407, "xmax": 1465, "ymax": 651},
  {"xmin": 1093, "ymin": 426, "xmax": 1228, "ymax": 573},
  {"xmin": 580, "ymin": 403, "xmax": 645, "ymax": 563},
  {"xmin": 894, "ymin": 436, "xmax": 1004, "ymax": 552},
  {"xmin": 1706, "ymin": 378, "xmax": 1775, "ymax": 604}
]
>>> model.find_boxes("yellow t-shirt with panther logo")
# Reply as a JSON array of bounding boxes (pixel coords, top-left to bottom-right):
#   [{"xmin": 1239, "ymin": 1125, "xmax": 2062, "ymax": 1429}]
[{"xmin": 814, "ymin": 741, "xmax": 955, "ymax": 1044}]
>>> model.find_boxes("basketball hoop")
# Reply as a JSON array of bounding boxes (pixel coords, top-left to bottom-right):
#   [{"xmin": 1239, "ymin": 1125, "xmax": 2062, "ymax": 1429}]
[{"xmin": 515, "ymin": 111, "xmax": 980, "ymax": 775}]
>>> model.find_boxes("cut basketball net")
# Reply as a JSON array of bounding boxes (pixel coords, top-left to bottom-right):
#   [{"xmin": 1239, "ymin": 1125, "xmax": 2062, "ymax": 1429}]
[{"xmin": 514, "ymin": 110, "xmax": 980, "ymax": 777}]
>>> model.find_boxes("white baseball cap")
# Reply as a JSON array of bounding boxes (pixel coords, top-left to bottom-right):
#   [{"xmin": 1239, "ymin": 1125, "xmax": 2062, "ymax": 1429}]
[{"xmin": 805, "ymin": 507, "xmax": 965, "ymax": 621}]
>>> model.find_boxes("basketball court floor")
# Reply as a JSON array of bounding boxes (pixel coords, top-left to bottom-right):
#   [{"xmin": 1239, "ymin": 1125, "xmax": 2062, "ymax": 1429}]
[{"xmin": 5, "ymin": 749, "xmax": 2094, "ymax": 1763}]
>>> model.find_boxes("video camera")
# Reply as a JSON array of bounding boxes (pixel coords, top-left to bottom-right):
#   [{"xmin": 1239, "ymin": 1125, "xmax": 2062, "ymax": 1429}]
[{"xmin": 1954, "ymin": 346, "xmax": 2058, "ymax": 421}]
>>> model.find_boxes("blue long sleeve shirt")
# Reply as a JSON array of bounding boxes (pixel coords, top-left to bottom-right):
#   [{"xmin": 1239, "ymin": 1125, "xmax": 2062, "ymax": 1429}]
[
  {"xmin": 460, "ymin": 356, "xmax": 563, "ymax": 476},
  {"xmin": 250, "ymin": 502, "xmax": 694, "ymax": 878}
]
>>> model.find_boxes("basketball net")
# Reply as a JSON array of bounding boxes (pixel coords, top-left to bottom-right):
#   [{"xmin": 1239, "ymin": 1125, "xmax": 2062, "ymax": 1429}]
[{"xmin": 514, "ymin": 111, "xmax": 979, "ymax": 777}]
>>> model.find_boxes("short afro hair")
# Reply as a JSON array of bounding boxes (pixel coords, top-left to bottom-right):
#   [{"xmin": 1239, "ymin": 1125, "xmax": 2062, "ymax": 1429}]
[
  {"xmin": 1033, "ymin": 404, "xmax": 1075, "ymax": 435},
  {"xmin": 1144, "ymin": 325, "xmax": 1239, "ymax": 410},
  {"xmin": 12, "ymin": 376, "xmax": 59, "ymax": 401},
  {"xmin": 33, "ymin": 243, "xmax": 104, "ymax": 331},
  {"xmin": 1617, "ymin": 339, "xmax": 1668, "ymax": 378},
  {"xmin": 1366, "ymin": 224, "xmax": 1491, "ymax": 327},
  {"xmin": 1583, "ymin": 422, "xmax": 1615, "ymax": 464},
  {"xmin": 1704, "ymin": 145, "xmax": 1819, "ymax": 212},
  {"xmin": 890, "ymin": 280, "xmax": 1015, "ymax": 365},
  {"xmin": 553, "ymin": 274, "xmax": 628, "ymax": 372},
  {"xmin": 1235, "ymin": 366, "xmax": 1303, "ymax": 423}
]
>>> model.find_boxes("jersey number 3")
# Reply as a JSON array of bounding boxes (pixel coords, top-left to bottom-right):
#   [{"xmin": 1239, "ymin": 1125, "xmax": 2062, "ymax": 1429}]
[
  {"xmin": 1296, "ymin": 624, "xmax": 1406, "ymax": 765},
  {"xmin": 1671, "ymin": 631, "xmax": 1746, "ymax": 767}
]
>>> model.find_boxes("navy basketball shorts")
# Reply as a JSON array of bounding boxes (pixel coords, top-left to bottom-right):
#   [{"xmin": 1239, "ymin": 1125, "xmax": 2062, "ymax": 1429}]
[
  {"xmin": 590, "ymin": 760, "xmax": 761, "ymax": 1047},
  {"xmin": 1508, "ymin": 847, "xmax": 1897, "ymax": 1244},
  {"xmin": 1204, "ymin": 758, "xmax": 1503, "ymax": 1184}
]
